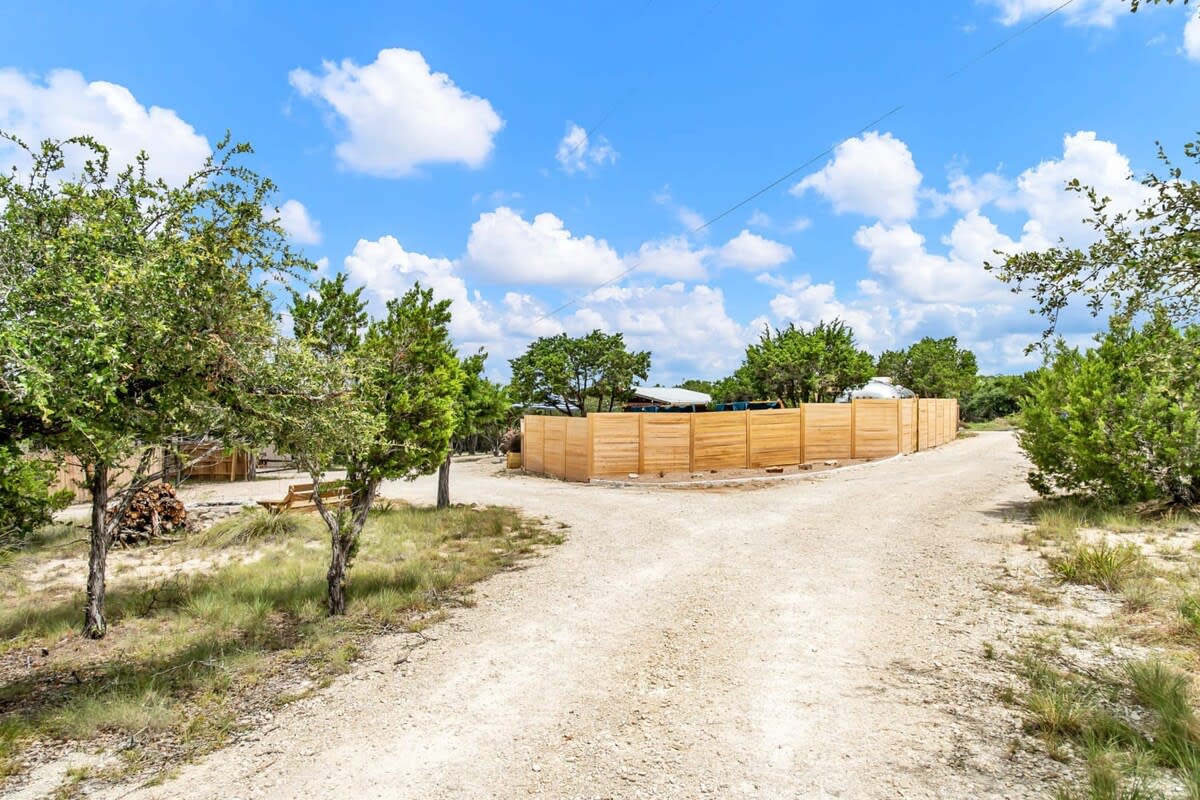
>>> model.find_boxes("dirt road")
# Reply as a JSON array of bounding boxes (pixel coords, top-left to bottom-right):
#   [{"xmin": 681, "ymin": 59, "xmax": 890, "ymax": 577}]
[{"xmin": 109, "ymin": 432, "xmax": 1058, "ymax": 799}]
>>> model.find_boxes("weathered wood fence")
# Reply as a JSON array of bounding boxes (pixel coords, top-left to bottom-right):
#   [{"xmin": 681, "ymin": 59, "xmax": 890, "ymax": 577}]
[{"xmin": 522, "ymin": 398, "xmax": 959, "ymax": 482}]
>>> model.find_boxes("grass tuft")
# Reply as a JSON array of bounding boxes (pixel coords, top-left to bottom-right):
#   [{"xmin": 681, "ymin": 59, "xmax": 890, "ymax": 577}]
[
  {"xmin": 195, "ymin": 508, "xmax": 317, "ymax": 547},
  {"xmin": 1050, "ymin": 541, "xmax": 1144, "ymax": 592}
]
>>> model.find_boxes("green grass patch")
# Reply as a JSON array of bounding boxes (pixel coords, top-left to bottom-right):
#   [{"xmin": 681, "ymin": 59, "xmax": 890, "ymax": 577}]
[
  {"xmin": 1050, "ymin": 541, "xmax": 1145, "ymax": 592},
  {"xmin": 0, "ymin": 504, "xmax": 559, "ymax": 790},
  {"xmin": 966, "ymin": 417, "xmax": 1017, "ymax": 432}
]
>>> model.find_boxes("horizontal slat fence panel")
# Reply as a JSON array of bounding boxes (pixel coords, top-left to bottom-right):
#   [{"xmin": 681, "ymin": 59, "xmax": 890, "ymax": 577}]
[
  {"xmin": 589, "ymin": 414, "xmax": 640, "ymax": 477},
  {"xmin": 640, "ymin": 415, "xmax": 691, "ymax": 474},
  {"xmin": 748, "ymin": 408, "xmax": 803, "ymax": 468},
  {"xmin": 523, "ymin": 416, "xmax": 545, "ymax": 475},
  {"xmin": 543, "ymin": 417, "xmax": 568, "ymax": 479},
  {"xmin": 523, "ymin": 397, "xmax": 961, "ymax": 482},
  {"xmin": 900, "ymin": 398, "xmax": 916, "ymax": 454},
  {"xmin": 692, "ymin": 412, "xmax": 748, "ymax": 471},
  {"xmin": 853, "ymin": 399, "xmax": 901, "ymax": 459},
  {"xmin": 564, "ymin": 417, "xmax": 590, "ymax": 482},
  {"xmin": 803, "ymin": 404, "xmax": 852, "ymax": 461}
]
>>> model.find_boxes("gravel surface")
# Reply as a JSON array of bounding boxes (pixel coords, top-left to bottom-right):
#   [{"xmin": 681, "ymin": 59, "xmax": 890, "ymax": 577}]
[{"xmin": 100, "ymin": 431, "xmax": 1061, "ymax": 799}]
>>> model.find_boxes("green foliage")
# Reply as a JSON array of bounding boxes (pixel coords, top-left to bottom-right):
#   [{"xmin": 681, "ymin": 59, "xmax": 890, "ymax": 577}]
[
  {"xmin": 0, "ymin": 132, "xmax": 310, "ymax": 635},
  {"xmin": 454, "ymin": 350, "xmax": 509, "ymax": 451},
  {"xmin": 961, "ymin": 374, "xmax": 1035, "ymax": 423},
  {"xmin": 737, "ymin": 319, "xmax": 874, "ymax": 405},
  {"xmin": 0, "ymin": 447, "xmax": 70, "ymax": 549},
  {"xmin": 991, "ymin": 137, "xmax": 1200, "ymax": 342},
  {"xmin": 1019, "ymin": 312, "xmax": 1200, "ymax": 505},
  {"xmin": 875, "ymin": 336, "xmax": 978, "ymax": 398},
  {"xmin": 290, "ymin": 273, "xmax": 368, "ymax": 359},
  {"xmin": 1049, "ymin": 541, "xmax": 1144, "ymax": 592},
  {"xmin": 508, "ymin": 330, "xmax": 650, "ymax": 416}
]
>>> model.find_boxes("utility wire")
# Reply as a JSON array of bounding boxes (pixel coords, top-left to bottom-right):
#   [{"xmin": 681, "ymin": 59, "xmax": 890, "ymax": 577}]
[{"xmin": 535, "ymin": 0, "xmax": 1077, "ymax": 325}]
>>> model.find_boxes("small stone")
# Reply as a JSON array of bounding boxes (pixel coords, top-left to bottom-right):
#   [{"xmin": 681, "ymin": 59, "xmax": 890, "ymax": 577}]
[{"xmin": 628, "ymin": 473, "xmax": 639, "ymax": 479}]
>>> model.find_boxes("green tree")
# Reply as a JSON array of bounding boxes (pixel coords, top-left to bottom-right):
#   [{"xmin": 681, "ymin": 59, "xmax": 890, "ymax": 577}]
[
  {"xmin": 437, "ymin": 350, "xmax": 507, "ymax": 508},
  {"xmin": 0, "ymin": 133, "xmax": 305, "ymax": 637},
  {"xmin": 960, "ymin": 374, "xmax": 1035, "ymax": 423},
  {"xmin": 875, "ymin": 336, "xmax": 978, "ymax": 398},
  {"xmin": 0, "ymin": 448, "xmax": 71, "ymax": 550},
  {"xmin": 509, "ymin": 331, "xmax": 650, "ymax": 416},
  {"xmin": 1019, "ymin": 312, "xmax": 1200, "ymax": 505},
  {"xmin": 290, "ymin": 272, "xmax": 368, "ymax": 358},
  {"xmin": 990, "ymin": 136, "xmax": 1200, "ymax": 343},
  {"xmin": 283, "ymin": 282, "xmax": 463, "ymax": 614},
  {"xmin": 739, "ymin": 320, "xmax": 874, "ymax": 405}
]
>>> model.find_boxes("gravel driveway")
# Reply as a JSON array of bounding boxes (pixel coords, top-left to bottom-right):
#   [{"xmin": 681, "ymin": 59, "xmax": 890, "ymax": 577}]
[{"xmin": 107, "ymin": 431, "xmax": 1058, "ymax": 799}]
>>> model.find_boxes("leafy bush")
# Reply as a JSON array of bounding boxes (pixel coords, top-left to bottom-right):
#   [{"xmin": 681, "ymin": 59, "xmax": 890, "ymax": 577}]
[
  {"xmin": 0, "ymin": 446, "xmax": 71, "ymax": 549},
  {"xmin": 961, "ymin": 374, "xmax": 1034, "ymax": 423},
  {"xmin": 1020, "ymin": 313, "xmax": 1200, "ymax": 505}
]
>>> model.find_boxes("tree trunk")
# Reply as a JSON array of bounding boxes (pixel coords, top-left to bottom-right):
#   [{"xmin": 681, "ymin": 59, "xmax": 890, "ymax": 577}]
[
  {"xmin": 83, "ymin": 463, "xmax": 110, "ymax": 639},
  {"xmin": 437, "ymin": 452, "xmax": 451, "ymax": 509},
  {"xmin": 320, "ymin": 476, "xmax": 377, "ymax": 616},
  {"xmin": 326, "ymin": 527, "xmax": 353, "ymax": 616}
]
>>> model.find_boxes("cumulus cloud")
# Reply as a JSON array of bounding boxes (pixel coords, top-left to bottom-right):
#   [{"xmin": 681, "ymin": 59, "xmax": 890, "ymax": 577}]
[
  {"xmin": 267, "ymin": 199, "xmax": 322, "ymax": 245},
  {"xmin": 464, "ymin": 206, "xmax": 623, "ymax": 286},
  {"xmin": 344, "ymin": 235, "xmax": 501, "ymax": 346},
  {"xmin": 716, "ymin": 229, "xmax": 793, "ymax": 270},
  {"xmin": 791, "ymin": 131, "xmax": 922, "ymax": 222},
  {"xmin": 625, "ymin": 236, "xmax": 710, "ymax": 281},
  {"xmin": 0, "ymin": 68, "xmax": 210, "ymax": 184},
  {"xmin": 1186, "ymin": 10, "xmax": 1200, "ymax": 60},
  {"xmin": 555, "ymin": 122, "xmax": 618, "ymax": 175},
  {"xmin": 984, "ymin": 0, "xmax": 1127, "ymax": 27},
  {"xmin": 289, "ymin": 48, "xmax": 503, "ymax": 177},
  {"xmin": 1010, "ymin": 130, "xmax": 1149, "ymax": 247}
]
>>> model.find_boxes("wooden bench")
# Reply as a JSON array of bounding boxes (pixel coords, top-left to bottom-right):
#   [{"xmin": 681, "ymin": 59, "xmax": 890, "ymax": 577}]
[{"xmin": 258, "ymin": 482, "xmax": 352, "ymax": 514}]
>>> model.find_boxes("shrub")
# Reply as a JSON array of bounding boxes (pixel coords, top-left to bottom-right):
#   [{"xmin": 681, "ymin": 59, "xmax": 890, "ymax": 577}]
[
  {"xmin": 0, "ymin": 445, "xmax": 71, "ymax": 550},
  {"xmin": 1019, "ymin": 312, "xmax": 1200, "ymax": 506}
]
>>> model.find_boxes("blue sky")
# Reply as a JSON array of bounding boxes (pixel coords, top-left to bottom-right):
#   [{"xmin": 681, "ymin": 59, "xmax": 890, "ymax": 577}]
[{"xmin": 1, "ymin": 0, "xmax": 1198, "ymax": 383}]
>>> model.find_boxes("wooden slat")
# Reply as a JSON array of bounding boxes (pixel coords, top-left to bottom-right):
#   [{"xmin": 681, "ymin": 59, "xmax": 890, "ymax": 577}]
[
  {"xmin": 853, "ymin": 399, "xmax": 901, "ymax": 459},
  {"xmin": 748, "ymin": 408, "xmax": 803, "ymax": 468},
  {"xmin": 640, "ymin": 415, "xmax": 691, "ymax": 475},
  {"xmin": 803, "ymin": 404, "xmax": 852, "ymax": 461},
  {"xmin": 523, "ymin": 416, "xmax": 545, "ymax": 475},
  {"xmin": 692, "ymin": 412, "xmax": 748, "ymax": 471},
  {"xmin": 589, "ymin": 413, "xmax": 640, "ymax": 477},
  {"xmin": 564, "ymin": 417, "xmax": 590, "ymax": 482},
  {"xmin": 544, "ymin": 417, "xmax": 568, "ymax": 479}
]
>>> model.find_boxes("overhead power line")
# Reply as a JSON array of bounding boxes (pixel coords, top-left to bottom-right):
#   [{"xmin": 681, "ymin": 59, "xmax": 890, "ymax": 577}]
[{"xmin": 534, "ymin": 0, "xmax": 1077, "ymax": 325}]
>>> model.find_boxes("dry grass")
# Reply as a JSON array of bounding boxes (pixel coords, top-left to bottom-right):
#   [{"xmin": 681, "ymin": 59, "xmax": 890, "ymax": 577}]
[
  {"xmin": 1014, "ymin": 501, "xmax": 1200, "ymax": 799},
  {"xmin": 0, "ymin": 504, "xmax": 561, "ymax": 792}
]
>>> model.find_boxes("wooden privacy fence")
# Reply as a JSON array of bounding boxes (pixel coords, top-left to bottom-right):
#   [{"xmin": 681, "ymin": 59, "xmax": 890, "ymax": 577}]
[{"xmin": 523, "ymin": 398, "xmax": 959, "ymax": 482}]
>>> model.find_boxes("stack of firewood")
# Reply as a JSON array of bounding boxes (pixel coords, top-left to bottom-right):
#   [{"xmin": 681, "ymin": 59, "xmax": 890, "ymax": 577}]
[{"xmin": 109, "ymin": 483, "xmax": 188, "ymax": 546}]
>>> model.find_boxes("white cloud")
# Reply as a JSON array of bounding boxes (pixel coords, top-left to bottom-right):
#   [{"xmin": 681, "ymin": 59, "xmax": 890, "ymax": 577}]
[
  {"xmin": 289, "ymin": 48, "xmax": 503, "ymax": 177},
  {"xmin": 652, "ymin": 184, "xmax": 706, "ymax": 234},
  {"xmin": 1010, "ymin": 130, "xmax": 1149, "ymax": 247},
  {"xmin": 569, "ymin": 283, "xmax": 751, "ymax": 380},
  {"xmin": 555, "ymin": 122, "xmax": 618, "ymax": 175},
  {"xmin": 625, "ymin": 236, "xmax": 711, "ymax": 281},
  {"xmin": 792, "ymin": 131, "xmax": 922, "ymax": 222},
  {"xmin": 788, "ymin": 217, "xmax": 813, "ymax": 233},
  {"xmin": 716, "ymin": 229, "xmax": 793, "ymax": 270},
  {"xmin": 747, "ymin": 209, "xmax": 772, "ymax": 228},
  {"xmin": 985, "ymin": 0, "xmax": 1127, "ymax": 27},
  {"xmin": 267, "ymin": 199, "xmax": 322, "ymax": 245},
  {"xmin": 926, "ymin": 167, "xmax": 1012, "ymax": 216},
  {"xmin": 1183, "ymin": 9, "xmax": 1200, "ymax": 60},
  {"xmin": 0, "ymin": 68, "xmax": 210, "ymax": 185},
  {"xmin": 464, "ymin": 206, "xmax": 623, "ymax": 286},
  {"xmin": 344, "ymin": 235, "xmax": 501, "ymax": 345}
]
